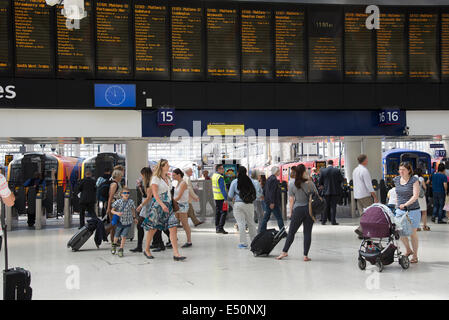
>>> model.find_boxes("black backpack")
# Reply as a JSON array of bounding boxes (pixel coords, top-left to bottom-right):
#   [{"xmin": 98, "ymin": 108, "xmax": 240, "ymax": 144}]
[
  {"xmin": 240, "ymin": 183, "xmax": 257, "ymax": 204},
  {"xmin": 97, "ymin": 180, "xmax": 117, "ymax": 201}
]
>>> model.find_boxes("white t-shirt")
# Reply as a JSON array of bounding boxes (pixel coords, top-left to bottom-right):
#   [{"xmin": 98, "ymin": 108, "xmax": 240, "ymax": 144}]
[
  {"xmin": 0, "ymin": 174, "xmax": 11, "ymax": 198},
  {"xmin": 151, "ymin": 176, "xmax": 172, "ymax": 199},
  {"xmin": 387, "ymin": 187, "xmax": 397, "ymax": 206},
  {"xmin": 174, "ymin": 180, "xmax": 189, "ymax": 203},
  {"xmin": 352, "ymin": 164, "xmax": 375, "ymax": 199}
]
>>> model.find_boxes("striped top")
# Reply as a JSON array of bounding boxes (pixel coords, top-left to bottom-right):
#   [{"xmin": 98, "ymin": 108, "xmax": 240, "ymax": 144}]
[
  {"xmin": 393, "ymin": 176, "xmax": 419, "ymax": 210},
  {"xmin": 0, "ymin": 174, "xmax": 11, "ymax": 198}
]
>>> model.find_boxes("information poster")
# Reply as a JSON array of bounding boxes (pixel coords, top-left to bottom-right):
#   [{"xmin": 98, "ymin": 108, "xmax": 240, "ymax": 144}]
[
  {"xmin": 0, "ymin": 0, "xmax": 11, "ymax": 74},
  {"xmin": 308, "ymin": 7, "xmax": 343, "ymax": 82},
  {"xmin": 14, "ymin": 0, "xmax": 54, "ymax": 76},
  {"xmin": 207, "ymin": 7, "xmax": 239, "ymax": 81},
  {"xmin": 275, "ymin": 9, "xmax": 306, "ymax": 81},
  {"xmin": 134, "ymin": 2, "xmax": 169, "ymax": 80}
]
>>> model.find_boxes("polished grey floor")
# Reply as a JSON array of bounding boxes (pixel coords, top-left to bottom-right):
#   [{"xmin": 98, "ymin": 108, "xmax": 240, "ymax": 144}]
[{"xmin": 2, "ymin": 218, "xmax": 449, "ymax": 300}]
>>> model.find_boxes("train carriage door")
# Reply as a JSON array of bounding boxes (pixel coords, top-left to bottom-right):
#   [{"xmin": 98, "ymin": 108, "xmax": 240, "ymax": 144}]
[
  {"xmin": 22, "ymin": 154, "xmax": 44, "ymax": 182},
  {"xmin": 400, "ymin": 153, "xmax": 418, "ymax": 172},
  {"xmin": 96, "ymin": 154, "xmax": 115, "ymax": 179}
]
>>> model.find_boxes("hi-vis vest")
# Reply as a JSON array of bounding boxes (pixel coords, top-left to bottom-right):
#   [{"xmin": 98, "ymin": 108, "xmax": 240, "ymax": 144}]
[{"xmin": 212, "ymin": 173, "xmax": 226, "ymax": 200}]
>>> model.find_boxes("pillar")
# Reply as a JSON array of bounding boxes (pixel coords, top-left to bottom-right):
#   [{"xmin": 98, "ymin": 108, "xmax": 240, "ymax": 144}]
[
  {"xmin": 344, "ymin": 137, "xmax": 362, "ymax": 218},
  {"xmin": 125, "ymin": 140, "xmax": 149, "ymax": 201},
  {"xmin": 361, "ymin": 137, "xmax": 383, "ymax": 183}
]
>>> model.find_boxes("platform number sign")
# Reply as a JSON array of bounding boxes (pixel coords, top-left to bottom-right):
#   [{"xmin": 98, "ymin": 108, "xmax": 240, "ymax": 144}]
[
  {"xmin": 435, "ymin": 150, "xmax": 447, "ymax": 158},
  {"xmin": 378, "ymin": 110, "xmax": 400, "ymax": 126},
  {"xmin": 158, "ymin": 108, "xmax": 175, "ymax": 126}
]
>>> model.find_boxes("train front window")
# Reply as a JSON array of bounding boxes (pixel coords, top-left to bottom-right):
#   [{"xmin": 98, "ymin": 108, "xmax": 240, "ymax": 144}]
[
  {"xmin": 387, "ymin": 159, "xmax": 399, "ymax": 175},
  {"xmin": 418, "ymin": 158, "xmax": 430, "ymax": 175}
]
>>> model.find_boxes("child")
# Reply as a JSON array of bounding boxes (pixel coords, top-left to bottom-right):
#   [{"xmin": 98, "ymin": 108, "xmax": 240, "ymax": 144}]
[
  {"xmin": 387, "ymin": 187, "xmax": 397, "ymax": 215},
  {"xmin": 111, "ymin": 187, "xmax": 136, "ymax": 257}
]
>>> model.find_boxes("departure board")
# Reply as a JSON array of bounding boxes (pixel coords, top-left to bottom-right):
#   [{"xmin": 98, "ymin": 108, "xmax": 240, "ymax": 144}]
[
  {"xmin": 0, "ymin": 0, "xmax": 10, "ymax": 74},
  {"xmin": 409, "ymin": 12, "xmax": 439, "ymax": 81},
  {"xmin": 207, "ymin": 7, "xmax": 239, "ymax": 81},
  {"xmin": 442, "ymin": 13, "xmax": 449, "ymax": 81},
  {"xmin": 56, "ymin": 1, "xmax": 93, "ymax": 77},
  {"xmin": 377, "ymin": 11, "xmax": 406, "ymax": 81},
  {"xmin": 171, "ymin": 6, "xmax": 203, "ymax": 81},
  {"xmin": 344, "ymin": 10, "xmax": 374, "ymax": 81},
  {"xmin": 96, "ymin": 0, "xmax": 131, "ymax": 77},
  {"xmin": 134, "ymin": 2, "xmax": 169, "ymax": 80},
  {"xmin": 275, "ymin": 9, "xmax": 306, "ymax": 82},
  {"xmin": 308, "ymin": 8, "xmax": 343, "ymax": 82},
  {"xmin": 14, "ymin": 0, "xmax": 54, "ymax": 76}
]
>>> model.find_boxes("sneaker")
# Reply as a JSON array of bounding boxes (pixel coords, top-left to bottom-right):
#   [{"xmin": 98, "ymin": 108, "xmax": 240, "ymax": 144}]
[
  {"xmin": 438, "ymin": 220, "xmax": 447, "ymax": 224},
  {"xmin": 111, "ymin": 243, "xmax": 117, "ymax": 255},
  {"xmin": 118, "ymin": 248, "xmax": 124, "ymax": 257},
  {"xmin": 431, "ymin": 217, "xmax": 436, "ymax": 223},
  {"xmin": 238, "ymin": 244, "xmax": 248, "ymax": 249}
]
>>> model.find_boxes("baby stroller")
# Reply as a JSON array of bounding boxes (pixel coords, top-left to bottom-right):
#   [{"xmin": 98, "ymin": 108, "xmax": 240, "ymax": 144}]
[{"xmin": 358, "ymin": 204, "xmax": 410, "ymax": 272}]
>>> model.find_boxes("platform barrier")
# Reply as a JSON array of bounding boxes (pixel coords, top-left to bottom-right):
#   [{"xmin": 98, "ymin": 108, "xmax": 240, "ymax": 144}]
[
  {"xmin": 64, "ymin": 190, "xmax": 72, "ymax": 228},
  {"xmin": 35, "ymin": 188, "xmax": 46, "ymax": 230}
]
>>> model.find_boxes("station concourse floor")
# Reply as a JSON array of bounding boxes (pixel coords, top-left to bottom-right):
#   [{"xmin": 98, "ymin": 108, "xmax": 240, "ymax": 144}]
[{"xmin": 2, "ymin": 218, "xmax": 449, "ymax": 300}]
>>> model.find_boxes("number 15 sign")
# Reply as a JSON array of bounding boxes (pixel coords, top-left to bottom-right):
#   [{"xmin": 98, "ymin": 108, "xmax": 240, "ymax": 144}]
[{"xmin": 158, "ymin": 108, "xmax": 175, "ymax": 126}]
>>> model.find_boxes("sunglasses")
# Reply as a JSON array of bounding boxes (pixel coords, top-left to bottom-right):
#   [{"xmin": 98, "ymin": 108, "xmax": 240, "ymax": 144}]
[{"xmin": 122, "ymin": 192, "xmax": 130, "ymax": 195}]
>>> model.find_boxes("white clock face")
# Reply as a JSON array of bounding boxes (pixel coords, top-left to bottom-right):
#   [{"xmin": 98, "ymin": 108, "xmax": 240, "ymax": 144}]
[{"xmin": 105, "ymin": 85, "xmax": 126, "ymax": 106}]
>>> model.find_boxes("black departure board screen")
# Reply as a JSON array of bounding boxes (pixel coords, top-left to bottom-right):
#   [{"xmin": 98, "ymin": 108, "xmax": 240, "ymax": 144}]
[
  {"xmin": 275, "ymin": 9, "xmax": 306, "ymax": 82},
  {"xmin": 0, "ymin": 0, "xmax": 11, "ymax": 74},
  {"xmin": 56, "ymin": 1, "xmax": 93, "ymax": 77},
  {"xmin": 207, "ymin": 7, "xmax": 239, "ymax": 81},
  {"xmin": 96, "ymin": 0, "xmax": 131, "ymax": 77},
  {"xmin": 308, "ymin": 8, "xmax": 343, "ymax": 82},
  {"xmin": 14, "ymin": 0, "xmax": 54, "ymax": 76},
  {"xmin": 344, "ymin": 9, "xmax": 374, "ymax": 81},
  {"xmin": 171, "ymin": 6, "xmax": 203, "ymax": 81},
  {"xmin": 377, "ymin": 11, "xmax": 406, "ymax": 82},
  {"xmin": 442, "ymin": 13, "xmax": 449, "ymax": 81},
  {"xmin": 409, "ymin": 12, "xmax": 439, "ymax": 81},
  {"xmin": 134, "ymin": 2, "xmax": 169, "ymax": 80},
  {"xmin": 241, "ymin": 9, "xmax": 273, "ymax": 81}
]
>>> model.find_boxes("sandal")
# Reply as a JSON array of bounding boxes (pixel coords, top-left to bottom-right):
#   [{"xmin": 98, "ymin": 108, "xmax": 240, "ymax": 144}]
[
  {"xmin": 423, "ymin": 226, "xmax": 431, "ymax": 231},
  {"xmin": 417, "ymin": 228, "xmax": 422, "ymax": 232},
  {"xmin": 304, "ymin": 257, "xmax": 311, "ymax": 262},
  {"xmin": 405, "ymin": 251, "xmax": 414, "ymax": 257},
  {"xmin": 410, "ymin": 257, "xmax": 419, "ymax": 264}
]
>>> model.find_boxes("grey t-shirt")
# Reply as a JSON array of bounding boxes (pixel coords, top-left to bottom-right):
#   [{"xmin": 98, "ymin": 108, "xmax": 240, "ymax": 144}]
[
  {"xmin": 393, "ymin": 176, "xmax": 419, "ymax": 210},
  {"xmin": 288, "ymin": 180, "xmax": 318, "ymax": 209}
]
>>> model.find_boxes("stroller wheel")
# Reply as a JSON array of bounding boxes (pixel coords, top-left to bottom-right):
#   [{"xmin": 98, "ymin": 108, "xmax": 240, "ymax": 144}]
[
  {"xmin": 399, "ymin": 256, "xmax": 410, "ymax": 270},
  {"xmin": 358, "ymin": 258, "xmax": 366, "ymax": 270},
  {"xmin": 376, "ymin": 260, "xmax": 384, "ymax": 272}
]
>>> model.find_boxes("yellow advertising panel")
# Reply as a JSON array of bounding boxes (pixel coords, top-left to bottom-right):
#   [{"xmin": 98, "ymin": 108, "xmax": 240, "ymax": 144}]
[{"xmin": 207, "ymin": 124, "xmax": 245, "ymax": 136}]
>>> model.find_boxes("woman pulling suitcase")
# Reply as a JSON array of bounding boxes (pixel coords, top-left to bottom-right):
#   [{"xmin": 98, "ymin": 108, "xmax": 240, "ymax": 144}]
[{"xmin": 276, "ymin": 164, "xmax": 320, "ymax": 262}]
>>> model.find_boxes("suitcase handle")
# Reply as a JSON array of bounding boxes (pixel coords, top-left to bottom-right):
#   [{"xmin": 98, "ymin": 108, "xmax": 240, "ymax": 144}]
[{"xmin": 1, "ymin": 202, "xmax": 8, "ymax": 271}]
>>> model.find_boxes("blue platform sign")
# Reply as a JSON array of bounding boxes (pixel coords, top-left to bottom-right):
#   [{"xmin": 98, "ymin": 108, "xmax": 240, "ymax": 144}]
[
  {"xmin": 378, "ymin": 109, "xmax": 401, "ymax": 126},
  {"xmin": 435, "ymin": 150, "xmax": 447, "ymax": 158},
  {"xmin": 158, "ymin": 108, "xmax": 175, "ymax": 126},
  {"xmin": 430, "ymin": 144, "xmax": 445, "ymax": 149},
  {"xmin": 95, "ymin": 84, "xmax": 136, "ymax": 107}
]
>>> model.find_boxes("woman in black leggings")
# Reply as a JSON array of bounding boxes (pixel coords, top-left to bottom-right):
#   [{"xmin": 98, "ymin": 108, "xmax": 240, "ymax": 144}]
[{"xmin": 276, "ymin": 164, "xmax": 319, "ymax": 262}]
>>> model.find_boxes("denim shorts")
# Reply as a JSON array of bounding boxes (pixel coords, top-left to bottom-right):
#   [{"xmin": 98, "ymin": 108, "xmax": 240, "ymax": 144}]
[
  {"xmin": 395, "ymin": 209, "xmax": 421, "ymax": 229},
  {"xmin": 115, "ymin": 224, "xmax": 131, "ymax": 238}
]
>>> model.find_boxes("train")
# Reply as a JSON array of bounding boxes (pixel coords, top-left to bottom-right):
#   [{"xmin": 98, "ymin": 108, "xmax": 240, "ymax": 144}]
[
  {"xmin": 81, "ymin": 152, "xmax": 126, "ymax": 179},
  {"xmin": 382, "ymin": 149, "xmax": 432, "ymax": 186}
]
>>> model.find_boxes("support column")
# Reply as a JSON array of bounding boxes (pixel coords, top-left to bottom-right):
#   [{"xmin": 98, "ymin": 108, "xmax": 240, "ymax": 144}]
[
  {"xmin": 344, "ymin": 137, "xmax": 362, "ymax": 218},
  {"xmin": 125, "ymin": 140, "xmax": 149, "ymax": 197},
  {"xmin": 361, "ymin": 137, "xmax": 383, "ymax": 183}
]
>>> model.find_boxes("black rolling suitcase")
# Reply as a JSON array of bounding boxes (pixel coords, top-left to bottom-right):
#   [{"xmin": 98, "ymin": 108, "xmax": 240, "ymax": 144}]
[
  {"xmin": 250, "ymin": 227, "xmax": 287, "ymax": 257},
  {"xmin": 1, "ymin": 205, "xmax": 32, "ymax": 300},
  {"xmin": 67, "ymin": 224, "xmax": 95, "ymax": 252}
]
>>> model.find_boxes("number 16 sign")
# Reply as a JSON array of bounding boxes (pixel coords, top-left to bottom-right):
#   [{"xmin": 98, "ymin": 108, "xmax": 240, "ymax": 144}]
[{"xmin": 158, "ymin": 108, "xmax": 175, "ymax": 126}]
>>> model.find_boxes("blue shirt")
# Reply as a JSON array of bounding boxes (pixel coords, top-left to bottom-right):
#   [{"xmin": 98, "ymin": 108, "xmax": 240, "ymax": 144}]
[
  {"xmin": 228, "ymin": 178, "xmax": 259, "ymax": 203},
  {"xmin": 431, "ymin": 173, "xmax": 447, "ymax": 194},
  {"xmin": 218, "ymin": 175, "xmax": 228, "ymax": 201}
]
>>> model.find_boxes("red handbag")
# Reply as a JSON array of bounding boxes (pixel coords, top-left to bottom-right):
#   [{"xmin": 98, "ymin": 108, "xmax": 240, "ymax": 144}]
[{"xmin": 222, "ymin": 201, "xmax": 228, "ymax": 212}]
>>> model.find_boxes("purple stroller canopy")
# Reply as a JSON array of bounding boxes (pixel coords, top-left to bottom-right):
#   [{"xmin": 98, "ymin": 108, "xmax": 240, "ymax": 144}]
[{"xmin": 360, "ymin": 206, "xmax": 392, "ymax": 238}]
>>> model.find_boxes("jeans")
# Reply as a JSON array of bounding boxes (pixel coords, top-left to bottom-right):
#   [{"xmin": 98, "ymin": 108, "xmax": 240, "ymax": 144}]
[
  {"xmin": 433, "ymin": 192, "xmax": 446, "ymax": 221},
  {"xmin": 253, "ymin": 200, "xmax": 264, "ymax": 223},
  {"xmin": 259, "ymin": 204, "xmax": 284, "ymax": 233},
  {"xmin": 233, "ymin": 202, "xmax": 258, "ymax": 245}
]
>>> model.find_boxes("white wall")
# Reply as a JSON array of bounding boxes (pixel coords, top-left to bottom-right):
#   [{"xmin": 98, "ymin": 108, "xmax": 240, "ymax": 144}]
[
  {"xmin": 0, "ymin": 109, "xmax": 142, "ymax": 137},
  {"xmin": 407, "ymin": 111, "xmax": 449, "ymax": 136}
]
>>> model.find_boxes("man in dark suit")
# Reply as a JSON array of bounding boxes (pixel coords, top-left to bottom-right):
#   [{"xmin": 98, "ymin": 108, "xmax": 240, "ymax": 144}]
[{"xmin": 319, "ymin": 160, "xmax": 344, "ymax": 225}]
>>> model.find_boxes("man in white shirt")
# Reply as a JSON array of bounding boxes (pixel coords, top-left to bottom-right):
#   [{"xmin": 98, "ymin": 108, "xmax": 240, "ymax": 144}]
[
  {"xmin": 183, "ymin": 168, "xmax": 204, "ymax": 227},
  {"xmin": 0, "ymin": 173, "xmax": 14, "ymax": 207},
  {"xmin": 352, "ymin": 154, "xmax": 378, "ymax": 238}
]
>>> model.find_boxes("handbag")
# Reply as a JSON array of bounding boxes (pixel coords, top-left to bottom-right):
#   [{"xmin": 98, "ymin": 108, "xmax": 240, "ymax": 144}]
[{"xmin": 172, "ymin": 199, "xmax": 180, "ymax": 212}]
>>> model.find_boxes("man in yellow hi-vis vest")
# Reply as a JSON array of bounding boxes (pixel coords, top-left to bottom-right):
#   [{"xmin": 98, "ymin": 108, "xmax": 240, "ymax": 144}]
[{"xmin": 211, "ymin": 164, "xmax": 229, "ymax": 234}]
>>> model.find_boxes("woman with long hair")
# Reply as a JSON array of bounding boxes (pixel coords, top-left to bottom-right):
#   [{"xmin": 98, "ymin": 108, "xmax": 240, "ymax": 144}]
[
  {"xmin": 394, "ymin": 162, "xmax": 421, "ymax": 264},
  {"xmin": 172, "ymin": 168, "xmax": 193, "ymax": 247},
  {"xmin": 130, "ymin": 167, "xmax": 153, "ymax": 253},
  {"xmin": 141, "ymin": 159, "xmax": 186, "ymax": 261},
  {"xmin": 276, "ymin": 164, "xmax": 319, "ymax": 261},
  {"xmin": 106, "ymin": 169, "xmax": 123, "ymax": 248},
  {"xmin": 228, "ymin": 166, "xmax": 258, "ymax": 248}
]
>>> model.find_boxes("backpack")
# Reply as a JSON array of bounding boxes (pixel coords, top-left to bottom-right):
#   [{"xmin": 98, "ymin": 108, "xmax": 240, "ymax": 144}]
[
  {"xmin": 97, "ymin": 180, "xmax": 117, "ymax": 201},
  {"xmin": 239, "ymin": 183, "xmax": 257, "ymax": 204}
]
